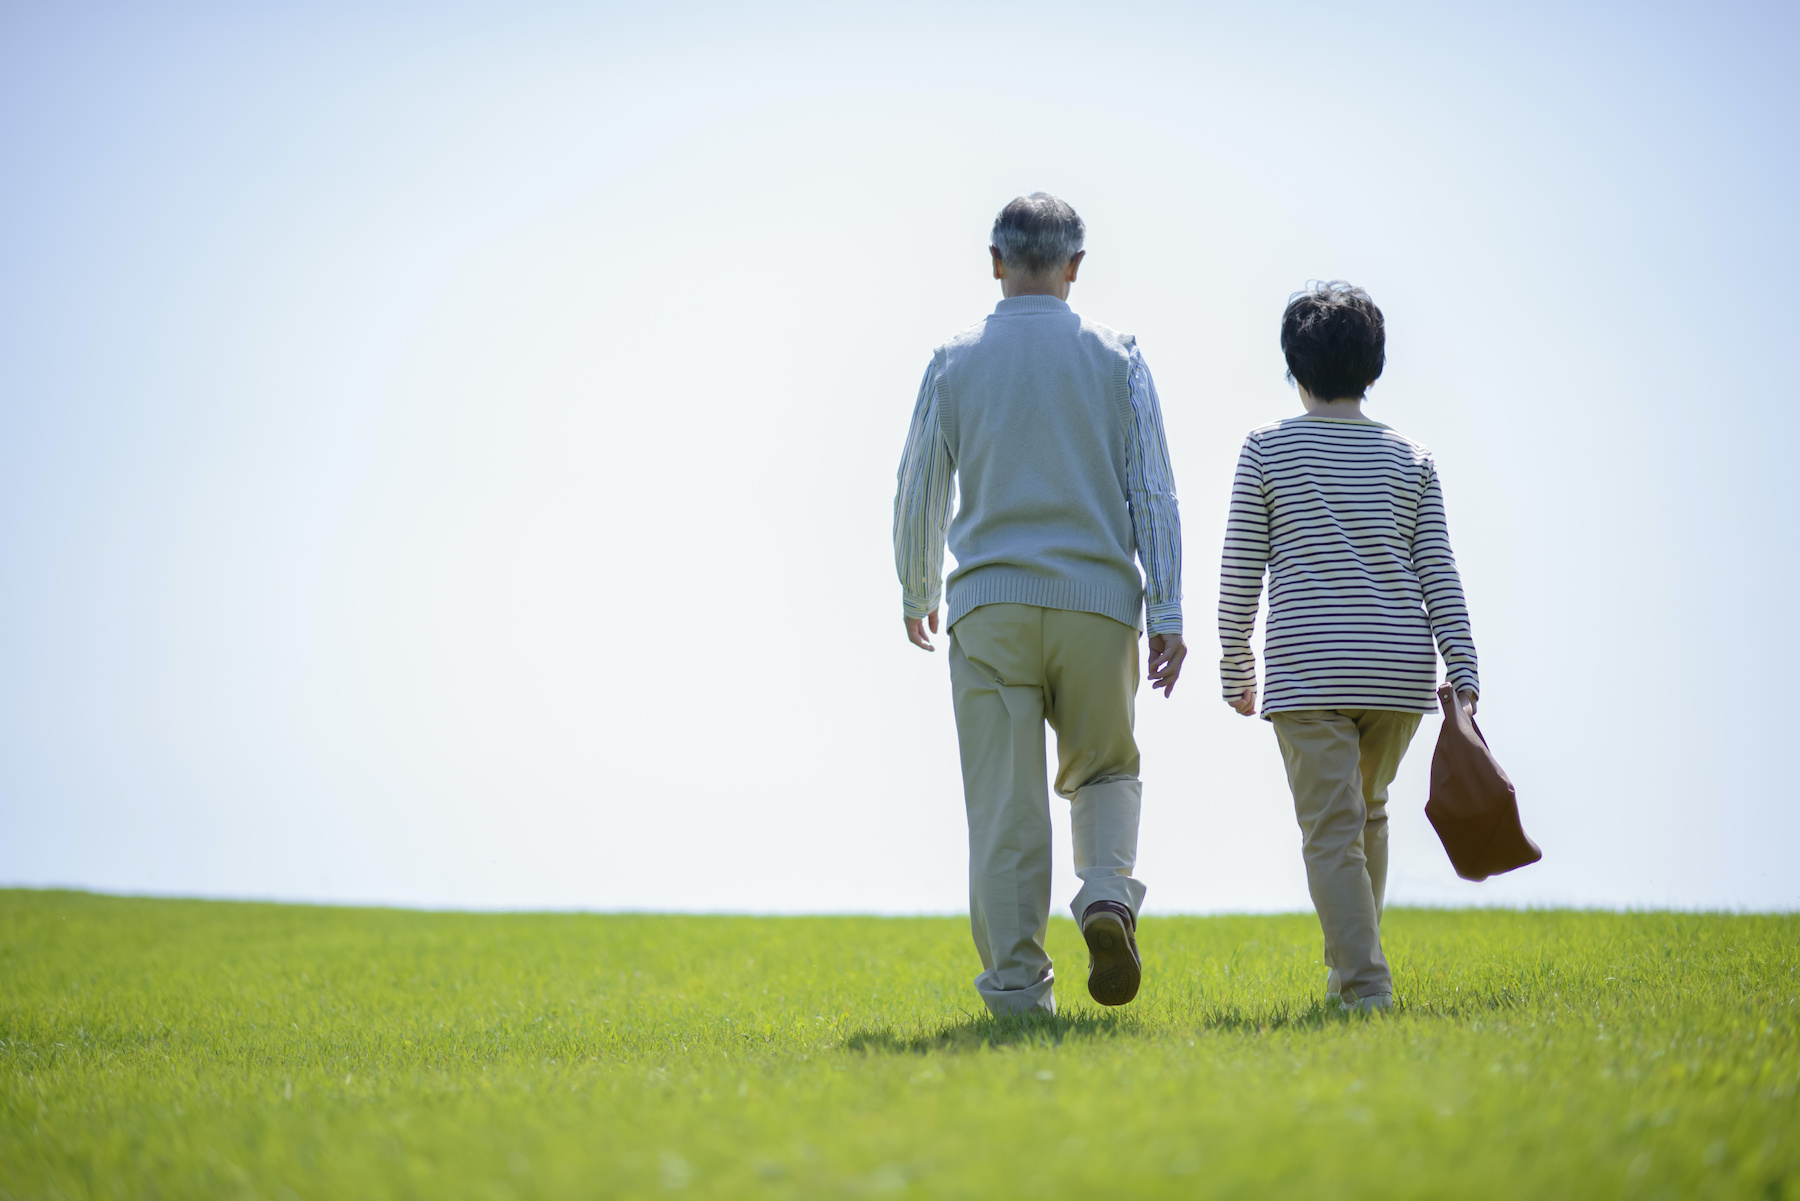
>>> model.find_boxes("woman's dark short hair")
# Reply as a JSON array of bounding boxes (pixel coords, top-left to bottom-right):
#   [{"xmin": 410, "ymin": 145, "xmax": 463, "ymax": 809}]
[{"xmin": 1280, "ymin": 281, "xmax": 1386, "ymax": 400}]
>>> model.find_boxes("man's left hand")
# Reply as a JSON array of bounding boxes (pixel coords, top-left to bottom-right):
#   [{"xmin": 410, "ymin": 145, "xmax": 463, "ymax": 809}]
[
  {"xmin": 905, "ymin": 609, "xmax": 940, "ymax": 651},
  {"xmin": 1148, "ymin": 632, "xmax": 1187, "ymax": 698}
]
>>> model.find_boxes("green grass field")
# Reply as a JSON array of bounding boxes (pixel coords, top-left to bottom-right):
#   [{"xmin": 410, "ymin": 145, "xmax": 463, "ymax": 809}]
[{"xmin": 1, "ymin": 890, "xmax": 1795, "ymax": 1199}]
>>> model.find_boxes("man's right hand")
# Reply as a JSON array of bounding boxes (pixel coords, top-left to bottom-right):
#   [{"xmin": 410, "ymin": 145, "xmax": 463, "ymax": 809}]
[
  {"xmin": 1230, "ymin": 687, "xmax": 1257, "ymax": 716},
  {"xmin": 905, "ymin": 609, "xmax": 940, "ymax": 652},
  {"xmin": 1147, "ymin": 632, "xmax": 1187, "ymax": 698}
]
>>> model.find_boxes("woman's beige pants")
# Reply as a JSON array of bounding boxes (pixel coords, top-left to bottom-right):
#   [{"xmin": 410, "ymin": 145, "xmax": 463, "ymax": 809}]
[
  {"xmin": 1270, "ymin": 708, "xmax": 1422, "ymax": 1004},
  {"xmin": 948, "ymin": 603, "xmax": 1146, "ymax": 1016}
]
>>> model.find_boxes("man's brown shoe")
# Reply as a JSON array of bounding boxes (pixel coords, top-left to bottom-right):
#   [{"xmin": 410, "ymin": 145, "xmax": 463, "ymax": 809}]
[{"xmin": 1080, "ymin": 900, "xmax": 1141, "ymax": 1006}]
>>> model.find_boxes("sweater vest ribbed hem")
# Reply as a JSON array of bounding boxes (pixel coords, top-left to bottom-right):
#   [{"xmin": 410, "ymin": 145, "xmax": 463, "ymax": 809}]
[{"xmin": 946, "ymin": 569, "xmax": 1144, "ymax": 633}]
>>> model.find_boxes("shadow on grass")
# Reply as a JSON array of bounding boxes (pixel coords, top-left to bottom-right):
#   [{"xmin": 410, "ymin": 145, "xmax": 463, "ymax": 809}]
[
  {"xmin": 844, "ymin": 998, "xmax": 1369, "ymax": 1054},
  {"xmin": 844, "ymin": 991, "xmax": 1500, "ymax": 1054},
  {"xmin": 844, "ymin": 1009, "xmax": 1141, "ymax": 1055},
  {"xmin": 1171, "ymin": 989, "xmax": 1532, "ymax": 1030}
]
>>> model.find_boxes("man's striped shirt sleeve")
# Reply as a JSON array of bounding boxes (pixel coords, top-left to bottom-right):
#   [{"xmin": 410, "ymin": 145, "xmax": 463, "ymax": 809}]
[
  {"xmin": 1125, "ymin": 349, "xmax": 1183, "ymax": 635},
  {"xmin": 893, "ymin": 359, "xmax": 954, "ymax": 620}
]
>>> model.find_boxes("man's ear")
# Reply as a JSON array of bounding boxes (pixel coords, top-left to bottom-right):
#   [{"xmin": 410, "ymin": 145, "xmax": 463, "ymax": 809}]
[
  {"xmin": 990, "ymin": 246, "xmax": 1005, "ymax": 280},
  {"xmin": 1064, "ymin": 250, "xmax": 1086, "ymax": 282}
]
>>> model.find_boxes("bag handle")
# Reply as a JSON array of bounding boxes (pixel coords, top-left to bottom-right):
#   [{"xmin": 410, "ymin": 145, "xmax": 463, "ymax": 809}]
[{"xmin": 1436, "ymin": 683, "xmax": 1490, "ymax": 750}]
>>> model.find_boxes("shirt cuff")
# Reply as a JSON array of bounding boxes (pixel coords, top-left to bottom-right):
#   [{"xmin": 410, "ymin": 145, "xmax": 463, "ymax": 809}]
[
  {"xmin": 902, "ymin": 590, "xmax": 941, "ymax": 620},
  {"xmin": 1219, "ymin": 651, "xmax": 1256, "ymax": 698},
  {"xmin": 1145, "ymin": 599, "xmax": 1183, "ymax": 637}
]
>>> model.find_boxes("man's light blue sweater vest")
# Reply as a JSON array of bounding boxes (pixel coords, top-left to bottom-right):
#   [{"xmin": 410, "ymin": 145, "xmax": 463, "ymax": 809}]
[{"xmin": 936, "ymin": 295, "xmax": 1144, "ymax": 632}]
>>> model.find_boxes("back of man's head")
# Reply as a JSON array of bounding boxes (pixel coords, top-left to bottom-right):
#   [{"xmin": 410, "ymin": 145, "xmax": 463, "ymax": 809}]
[{"xmin": 991, "ymin": 193, "xmax": 1085, "ymax": 277}]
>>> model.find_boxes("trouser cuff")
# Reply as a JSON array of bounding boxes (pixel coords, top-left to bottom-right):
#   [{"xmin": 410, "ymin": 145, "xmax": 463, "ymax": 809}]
[
  {"xmin": 1069, "ymin": 878, "xmax": 1147, "ymax": 923},
  {"xmin": 975, "ymin": 969, "xmax": 1057, "ymax": 1016}
]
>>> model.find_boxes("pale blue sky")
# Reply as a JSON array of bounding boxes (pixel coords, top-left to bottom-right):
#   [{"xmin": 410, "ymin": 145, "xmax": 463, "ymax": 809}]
[{"xmin": 2, "ymin": 1, "xmax": 1795, "ymax": 913}]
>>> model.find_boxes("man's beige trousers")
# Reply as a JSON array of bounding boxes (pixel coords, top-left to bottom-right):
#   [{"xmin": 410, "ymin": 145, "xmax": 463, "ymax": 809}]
[
  {"xmin": 1270, "ymin": 708, "xmax": 1422, "ymax": 1004},
  {"xmin": 949, "ymin": 603, "xmax": 1146, "ymax": 1016}
]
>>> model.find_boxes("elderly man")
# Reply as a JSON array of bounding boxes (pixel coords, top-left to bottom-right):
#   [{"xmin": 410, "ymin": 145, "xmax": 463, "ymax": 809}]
[{"xmin": 893, "ymin": 193, "xmax": 1185, "ymax": 1015}]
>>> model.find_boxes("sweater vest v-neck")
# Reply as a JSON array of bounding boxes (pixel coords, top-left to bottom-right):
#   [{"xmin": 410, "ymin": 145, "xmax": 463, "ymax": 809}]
[{"xmin": 934, "ymin": 295, "xmax": 1144, "ymax": 632}]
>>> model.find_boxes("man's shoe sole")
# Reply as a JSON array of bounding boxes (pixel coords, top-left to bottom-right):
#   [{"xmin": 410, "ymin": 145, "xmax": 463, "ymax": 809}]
[{"xmin": 1083, "ymin": 915, "xmax": 1141, "ymax": 1006}]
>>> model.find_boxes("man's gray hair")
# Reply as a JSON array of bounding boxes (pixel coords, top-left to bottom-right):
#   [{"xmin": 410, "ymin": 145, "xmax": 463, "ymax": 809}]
[{"xmin": 991, "ymin": 193, "xmax": 1085, "ymax": 276}]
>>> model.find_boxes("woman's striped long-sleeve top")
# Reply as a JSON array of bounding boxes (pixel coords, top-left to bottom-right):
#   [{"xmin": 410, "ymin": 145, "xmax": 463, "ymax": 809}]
[{"xmin": 1218, "ymin": 415, "xmax": 1479, "ymax": 716}]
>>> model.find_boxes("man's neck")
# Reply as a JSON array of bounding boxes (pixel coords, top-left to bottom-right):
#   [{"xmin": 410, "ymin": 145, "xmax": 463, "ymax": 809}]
[{"xmin": 1001, "ymin": 278, "xmax": 1071, "ymax": 301}]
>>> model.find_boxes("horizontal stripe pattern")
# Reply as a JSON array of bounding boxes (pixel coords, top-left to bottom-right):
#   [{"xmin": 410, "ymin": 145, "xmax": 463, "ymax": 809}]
[
  {"xmin": 893, "ymin": 347, "xmax": 1183, "ymax": 634},
  {"xmin": 1218, "ymin": 416, "xmax": 1479, "ymax": 714}
]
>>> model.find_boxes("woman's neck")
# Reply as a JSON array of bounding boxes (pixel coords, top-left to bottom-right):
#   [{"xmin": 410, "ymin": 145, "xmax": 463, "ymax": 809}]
[{"xmin": 1298, "ymin": 386, "xmax": 1367, "ymax": 420}]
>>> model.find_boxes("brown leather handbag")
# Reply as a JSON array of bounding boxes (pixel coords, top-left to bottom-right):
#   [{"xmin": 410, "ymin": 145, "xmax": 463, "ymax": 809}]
[{"xmin": 1426, "ymin": 684, "xmax": 1542, "ymax": 881}]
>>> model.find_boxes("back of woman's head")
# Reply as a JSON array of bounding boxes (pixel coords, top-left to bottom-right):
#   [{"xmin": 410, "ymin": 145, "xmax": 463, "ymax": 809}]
[{"xmin": 1280, "ymin": 282, "xmax": 1386, "ymax": 401}]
